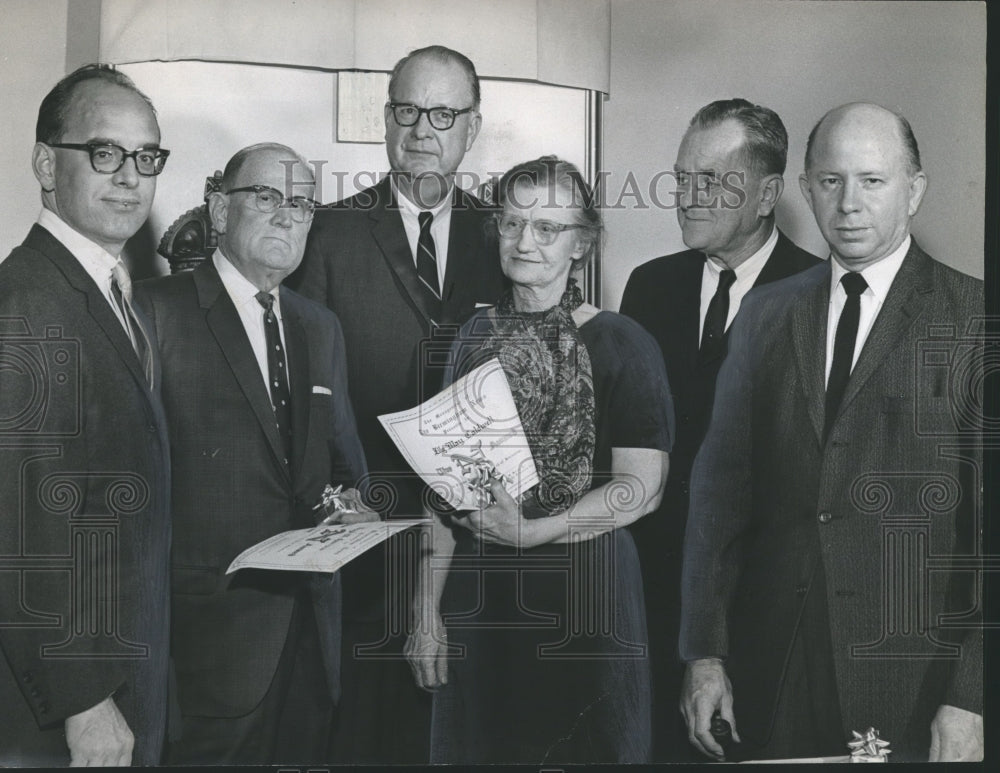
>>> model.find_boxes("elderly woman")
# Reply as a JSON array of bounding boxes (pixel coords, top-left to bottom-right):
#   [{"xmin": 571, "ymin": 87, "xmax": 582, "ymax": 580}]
[{"xmin": 405, "ymin": 156, "xmax": 674, "ymax": 764}]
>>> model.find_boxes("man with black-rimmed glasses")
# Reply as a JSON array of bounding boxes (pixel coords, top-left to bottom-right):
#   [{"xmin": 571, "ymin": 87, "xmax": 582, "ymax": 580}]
[
  {"xmin": 286, "ymin": 45, "xmax": 505, "ymax": 763},
  {"xmin": 0, "ymin": 63, "xmax": 171, "ymax": 767},
  {"xmin": 139, "ymin": 142, "xmax": 373, "ymax": 765}
]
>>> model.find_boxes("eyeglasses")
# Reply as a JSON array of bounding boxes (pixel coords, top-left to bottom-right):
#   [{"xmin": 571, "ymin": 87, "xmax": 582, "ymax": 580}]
[
  {"xmin": 49, "ymin": 142, "xmax": 170, "ymax": 176},
  {"xmin": 225, "ymin": 185, "xmax": 319, "ymax": 223},
  {"xmin": 495, "ymin": 214, "xmax": 584, "ymax": 246},
  {"xmin": 387, "ymin": 102, "xmax": 475, "ymax": 131}
]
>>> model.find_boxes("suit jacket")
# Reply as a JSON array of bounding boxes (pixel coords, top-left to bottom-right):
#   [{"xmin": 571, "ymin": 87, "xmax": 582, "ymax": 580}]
[
  {"xmin": 680, "ymin": 242, "xmax": 983, "ymax": 760},
  {"xmin": 620, "ymin": 229, "xmax": 820, "ymax": 515},
  {"xmin": 0, "ymin": 224, "xmax": 171, "ymax": 766},
  {"xmin": 138, "ymin": 259, "xmax": 367, "ymax": 718},
  {"xmin": 286, "ymin": 177, "xmax": 506, "ymax": 518}
]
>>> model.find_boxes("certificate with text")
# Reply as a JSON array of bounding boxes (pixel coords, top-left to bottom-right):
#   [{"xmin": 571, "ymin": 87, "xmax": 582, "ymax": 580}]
[
  {"xmin": 226, "ymin": 519, "xmax": 426, "ymax": 574},
  {"xmin": 378, "ymin": 357, "xmax": 538, "ymax": 510}
]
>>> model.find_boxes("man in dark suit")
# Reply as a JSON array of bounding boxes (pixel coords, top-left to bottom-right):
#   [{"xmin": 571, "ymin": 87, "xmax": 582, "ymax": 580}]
[
  {"xmin": 139, "ymin": 143, "xmax": 374, "ymax": 764},
  {"xmin": 619, "ymin": 98, "xmax": 819, "ymax": 761},
  {"xmin": 286, "ymin": 45, "xmax": 505, "ymax": 762},
  {"xmin": 680, "ymin": 103, "xmax": 983, "ymax": 762},
  {"xmin": 0, "ymin": 64, "xmax": 171, "ymax": 766}
]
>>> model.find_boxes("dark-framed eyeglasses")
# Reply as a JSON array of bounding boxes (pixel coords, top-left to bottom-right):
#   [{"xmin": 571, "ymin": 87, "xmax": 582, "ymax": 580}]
[
  {"xmin": 387, "ymin": 102, "xmax": 475, "ymax": 131},
  {"xmin": 49, "ymin": 142, "xmax": 170, "ymax": 176},
  {"xmin": 495, "ymin": 214, "xmax": 584, "ymax": 246},
  {"xmin": 225, "ymin": 184, "xmax": 319, "ymax": 223}
]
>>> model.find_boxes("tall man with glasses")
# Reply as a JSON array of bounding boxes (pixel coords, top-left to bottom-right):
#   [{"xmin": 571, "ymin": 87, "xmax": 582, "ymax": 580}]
[
  {"xmin": 0, "ymin": 64, "xmax": 171, "ymax": 766},
  {"xmin": 287, "ymin": 45, "xmax": 505, "ymax": 763},
  {"xmin": 138, "ymin": 143, "xmax": 375, "ymax": 764},
  {"xmin": 619, "ymin": 99, "xmax": 819, "ymax": 761}
]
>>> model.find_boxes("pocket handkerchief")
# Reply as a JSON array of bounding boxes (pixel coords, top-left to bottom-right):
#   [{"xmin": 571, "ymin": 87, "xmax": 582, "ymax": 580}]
[{"xmin": 312, "ymin": 385, "xmax": 332, "ymax": 395}]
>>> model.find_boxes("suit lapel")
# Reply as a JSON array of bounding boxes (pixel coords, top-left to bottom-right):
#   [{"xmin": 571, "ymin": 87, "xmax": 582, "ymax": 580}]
[
  {"xmin": 280, "ymin": 290, "xmax": 311, "ymax": 483},
  {"xmin": 677, "ymin": 253, "xmax": 708, "ymax": 370},
  {"xmin": 754, "ymin": 230, "xmax": 796, "ymax": 287},
  {"xmin": 837, "ymin": 243, "xmax": 933, "ymax": 417},
  {"xmin": 440, "ymin": 188, "xmax": 487, "ymax": 324},
  {"xmin": 369, "ymin": 178, "xmax": 438, "ymax": 327},
  {"xmin": 791, "ymin": 265, "xmax": 832, "ymax": 445},
  {"xmin": 194, "ymin": 262, "xmax": 291, "ymax": 483},
  {"xmin": 27, "ymin": 225, "xmax": 153, "ymax": 397}
]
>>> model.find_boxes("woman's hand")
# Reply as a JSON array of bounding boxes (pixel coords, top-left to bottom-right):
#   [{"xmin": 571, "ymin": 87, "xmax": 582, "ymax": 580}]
[
  {"xmin": 404, "ymin": 610, "xmax": 449, "ymax": 691},
  {"xmin": 452, "ymin": 479, "xmax": 536, "ymax": 548}
]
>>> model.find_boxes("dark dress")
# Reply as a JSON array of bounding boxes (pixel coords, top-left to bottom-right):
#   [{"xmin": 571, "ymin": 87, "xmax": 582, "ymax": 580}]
[{"xmin": 430, "ymin": 310, "xmax": 675, "ymax": 764}]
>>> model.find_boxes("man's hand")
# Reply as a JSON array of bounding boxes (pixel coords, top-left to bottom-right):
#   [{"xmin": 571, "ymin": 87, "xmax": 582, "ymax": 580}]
[
  {"xmin": 680, "ymin": 657, "xmax": 739, "ymax": 760},
  {"xmin": 404, "ymin": 612, "xmax": 449, "ymax": 691},
  {"xmin": 321, "ymin": 487, "xmax": 379, "ymax": 524},
  {"xmin": 928, "ymin": 704, "xmax": 983, "ymax": 762},
  {"xmin": 65, "ymin": 696, "xmax": 133, "ymax": 767}
]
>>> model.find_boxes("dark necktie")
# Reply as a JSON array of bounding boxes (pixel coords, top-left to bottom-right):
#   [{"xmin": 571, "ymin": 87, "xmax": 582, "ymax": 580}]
[
  {"xmin": 824, "ymin": 271, "xmax": 868, "ymax": 441},
  {"xmin": 255, "ymin": 291, "xmax": 292, "ymax": 467},
  {"xmin": 700, "ymin": 267, "xmax": 737, "ymax": 362},
  {"xmin": 417, "ymin": 211, "xmax": 441, "ymax": 302},
  {"xmin": 110, "ymin": 261, "xmax": 154, "ymax": 387}
]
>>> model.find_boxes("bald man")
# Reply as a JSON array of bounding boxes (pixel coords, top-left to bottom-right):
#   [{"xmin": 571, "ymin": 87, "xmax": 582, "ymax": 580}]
[
  {"xmin": 679, "ymin": 103, "xmax": 983, "ymax": 762},
  {"xmin": 139, "ymin": 143, "xmax": 373, "ymax": 764}
]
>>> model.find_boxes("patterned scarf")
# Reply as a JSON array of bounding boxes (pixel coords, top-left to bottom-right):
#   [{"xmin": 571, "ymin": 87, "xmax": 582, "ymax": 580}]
[{"xmin": 461, "ymin": 278, "xmax": 596, "ymax": 515}]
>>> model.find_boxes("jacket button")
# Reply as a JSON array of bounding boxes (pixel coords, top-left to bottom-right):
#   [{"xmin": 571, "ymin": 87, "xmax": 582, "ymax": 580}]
[
  {"xmin": 22, "ymin": 670, "xmax": 33, "ymax": 684},
  {"xmin": 39, "ymin": 701, "xmax": 50, "ymax": 714},
  {"xmin": 146, "ymin": 424, "xmax": 156, "ymax": 433},
  {"xmin": 818, "ymin": 511, "xmax": 832, "ymax": 524}
]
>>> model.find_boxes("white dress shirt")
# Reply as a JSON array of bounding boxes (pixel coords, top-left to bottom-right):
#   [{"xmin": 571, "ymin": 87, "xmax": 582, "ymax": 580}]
[
  {"xmin": 392, "ymin": 176, "xmax": 453, "ymax": 289},
  {"xmin": 37, "ymin": 207, "xmax": 132, "ymax": 335},
  {"xmin": 824, "ymin": 236, "xmax": 910, "ymax": 384},
  {"xmin": 699, "ymin": 225, "xmax": 779, "ymax": 344},
  {"xmin": 213, "ymin": 249, "xmax": 288, "ymax": 402}
]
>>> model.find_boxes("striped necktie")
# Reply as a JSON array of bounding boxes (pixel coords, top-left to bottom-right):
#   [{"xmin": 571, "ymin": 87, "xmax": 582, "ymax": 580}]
[
  {"xmin": 110, "ymin": 261, "xmax": 154, "ymax": 387},
  {"xmin": 417, "ymin": 210, "xmax": 441, "ymax": 302}
]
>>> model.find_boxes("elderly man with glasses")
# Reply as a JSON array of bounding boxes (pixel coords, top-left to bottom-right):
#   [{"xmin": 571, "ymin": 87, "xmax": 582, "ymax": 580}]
[
  {"xmin": 0, "ymin": 63, "xmax": 171, "ymax": 767},
  {"xmin": 286, "ymin": 45, "xmax": 505, "ymax": 764},
  {"xmin": 137, "ymin": 142, "xmax": 374, "ymax": 765}
]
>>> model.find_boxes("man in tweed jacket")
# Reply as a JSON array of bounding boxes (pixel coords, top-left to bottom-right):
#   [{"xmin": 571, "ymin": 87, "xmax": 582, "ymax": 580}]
[{"xmin": 680, "ymin": 103, "xmax": 983, "ymax": 762}]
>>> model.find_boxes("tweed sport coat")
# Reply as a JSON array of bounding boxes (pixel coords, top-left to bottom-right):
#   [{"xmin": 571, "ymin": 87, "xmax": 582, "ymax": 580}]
[
  {"xmin": 680, "ymin": 241, "xmax": 983, "ymax": 760},
  {"xmin": 139, "ymin": 259, "xmax": 367, "ymax": 717}
]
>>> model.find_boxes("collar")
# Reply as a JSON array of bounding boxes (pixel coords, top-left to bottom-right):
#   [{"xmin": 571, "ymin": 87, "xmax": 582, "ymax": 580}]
[
  {"xmin": 213, "ymin": 248, "xmax": 281, "ymax": 317},
  {"xmin": 705, "ymin": 225, "xmax": 777, "ymax": 281},
  {"xmin": 829, "ymin": 235, "xmax": 910, "ymax": 305},
  {"xmin": 37, "ymin": 207, "xmax": 120, "ymax": 290},
  {"xmin": 390, "ymin": 175, "xmax": 453, "ymax": 218}
]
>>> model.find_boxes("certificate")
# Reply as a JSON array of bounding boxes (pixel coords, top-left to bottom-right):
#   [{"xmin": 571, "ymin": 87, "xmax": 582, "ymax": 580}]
[
  {"xmin": 226, "ymin": 519, "xmax": 425, "ymax": 575},
  {"xmin": 378, "ymin": 357, "xmax": 538, "ymax": 510}
]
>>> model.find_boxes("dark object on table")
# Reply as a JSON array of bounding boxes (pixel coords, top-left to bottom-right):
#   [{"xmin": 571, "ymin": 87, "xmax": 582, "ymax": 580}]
[{"xmin": 711, "ymin": 712, "xmax": 742, "ymax": 761}]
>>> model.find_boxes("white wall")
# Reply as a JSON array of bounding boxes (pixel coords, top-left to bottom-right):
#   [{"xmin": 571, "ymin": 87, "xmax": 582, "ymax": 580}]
[
  {"xmin": 0, "ymin": 0, "xmax": 987, "ymax": 303},
  {"xmin": 118, "ymin": 61, "xmax": 588, "ymax": 277},
  {"xmin": 601, "ymin": 0, "xmax": 985, "ymax": 310}
]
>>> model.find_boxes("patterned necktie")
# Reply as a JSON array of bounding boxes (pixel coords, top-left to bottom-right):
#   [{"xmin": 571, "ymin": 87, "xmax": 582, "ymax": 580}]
[
  {"xmin": 824, "ymin": 271, "xmax": 869, "ymax": 441},
  {"xmin": 110, "ymin": 261, "xmax": 154, "ymax": 387},
  {"xmin": 700, "ymin": 268, "xmax": 737, "ymax": 362},
  {"xmin": 417, "ymin": 211, "xmax": 441, "ymax": 302},
  {"xmin": 255, "ymin": 291, "xmax": 293, "ymax": 467}
]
